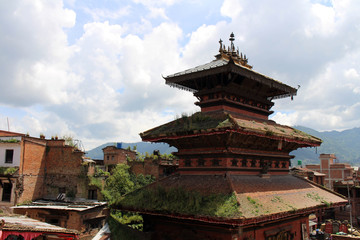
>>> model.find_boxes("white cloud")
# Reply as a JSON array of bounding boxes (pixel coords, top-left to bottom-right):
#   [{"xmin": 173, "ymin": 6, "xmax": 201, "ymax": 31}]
[
  {"xmin": 3, "ymin": 0, "xmax": 360, "ymax": 150},
  {"xmin": 84, "ymin": 6, "xmax": 131, "ymax": 21},
  {"xmin": 0, "ymin": 0, "xmax": 76, "ymax": 106},
  {"xmin": 271, "ymin": 112, "xmax": 299, "ymax": 127},
  {"xmin": 132, "ymin": 0, "xmax": 178, "ymax": 7},
  {"xmin": 345, "ymin": 68, "xmax": 359, "ymax": 79},
  {"xmin": 148, "ymin": 7, "xmax": 169, "ymax": 19},
  {"xmin": 305, "ymin": 3, "xmax": 336, "ymax": 37},
  {"xmin": 220, "ymin": 0, "xmax": 243, "ymax": 19}
]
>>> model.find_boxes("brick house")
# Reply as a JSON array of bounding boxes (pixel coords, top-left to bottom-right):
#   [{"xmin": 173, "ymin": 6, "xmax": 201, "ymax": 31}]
[
  {"xmin": 13, "ymin": 200, "xmax": 108, "ymax": 232},
  {"xmin": 0, "ymin": 131, "xmax": 23, "ymax": 207},
  {"xmin": 0, "ymin": 130, "xmax": 109, "ymax": 234},
  {"xmin": 129, "ymin": 155, "xmax": 178, "ymax": 179},
  {"xmin": 306, "ymin": 154, "xmax": 354, "ymax": 190},
  {"xmin": 291, "ymin": 166, "xmax": 325, "ymax": 186},
  {"xmin": 306, "ymin": 154, "xmax": 360, "ymax": 226},
  {"xmin": 0, "ymin": 130, "xmax": 92, "ymax": 206},
  {"xmin": 102, "ymin": 144, "xmax": 136, "ymax": 172}
]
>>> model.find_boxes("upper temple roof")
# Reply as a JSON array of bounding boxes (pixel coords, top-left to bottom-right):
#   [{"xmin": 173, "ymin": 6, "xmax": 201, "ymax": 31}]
[
  {"xmin": 165, "ymin": 34, "xmax": 297, "ymax": 100},
  {"xmin": 165, "ymin": 58, "xmax": 297, "ymax": 100}
]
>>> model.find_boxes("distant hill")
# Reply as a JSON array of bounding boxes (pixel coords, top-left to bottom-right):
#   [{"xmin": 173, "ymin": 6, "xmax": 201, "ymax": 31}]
[
  {"xmin": 86, "ymin": 126, "xmax": 360, "ymax": 166},
  {"xmin": 291, "ymin": 126, "xmax": 360, "ymax": 166},
  {"xmin": 86, "ymin": 142, "xmax": 177, "ymax": 160}
]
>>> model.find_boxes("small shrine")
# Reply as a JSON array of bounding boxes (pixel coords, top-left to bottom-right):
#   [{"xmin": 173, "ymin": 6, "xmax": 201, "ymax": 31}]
[{"xmin": 116, "ymin": 33, "xmax": 346, "ymax": 240}]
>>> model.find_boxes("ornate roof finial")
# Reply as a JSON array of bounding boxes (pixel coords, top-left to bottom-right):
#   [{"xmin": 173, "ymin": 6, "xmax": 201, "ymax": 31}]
[
  {"xmin": 214, "ymin": 33, "xmax": 252, "ymax": 69},
  {"xmin": 229, "ymin": 32, "xmax": 235, "ymax": 52},
  {"xmin": 219, "ymin": 39, "xmax": 223, "ymax": 52}
]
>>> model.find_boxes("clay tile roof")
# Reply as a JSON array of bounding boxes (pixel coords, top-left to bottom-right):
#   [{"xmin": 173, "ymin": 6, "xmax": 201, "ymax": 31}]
[
  {"xmin": 115, "ymin": 174, "xmax": 346, "ymax": 225},
  {"xmin": 230, "ymin": 175, "xmax": 344, "ymax": 218},
  {"xmin": 140, "ymin": 112, "xmax": 321, "ymax": 147}
]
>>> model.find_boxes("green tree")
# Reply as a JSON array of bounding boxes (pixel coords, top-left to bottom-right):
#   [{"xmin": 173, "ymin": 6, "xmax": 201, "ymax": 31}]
[
  {"xmin": 103, "ymin": 163, "xmax": 155, "ymax": 235},
  {"xmin": 102, "ymin": 164, "xmax": 154, "ymax": 205}
]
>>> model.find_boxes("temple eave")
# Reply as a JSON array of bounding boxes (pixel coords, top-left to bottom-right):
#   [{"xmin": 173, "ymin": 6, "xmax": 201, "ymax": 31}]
[
  {"xmin": 141, "ymin": 128, "xmax": 321, "ymax": 149},
  {"xmin": 118, "ymin": 203, "xmax": 344, "ymax": 227}
]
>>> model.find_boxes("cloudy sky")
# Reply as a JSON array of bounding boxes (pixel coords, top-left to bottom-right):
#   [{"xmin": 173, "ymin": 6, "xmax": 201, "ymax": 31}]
[{"xmin": 1, "ymin": 0, "xmax": 360, "ymax": 150}]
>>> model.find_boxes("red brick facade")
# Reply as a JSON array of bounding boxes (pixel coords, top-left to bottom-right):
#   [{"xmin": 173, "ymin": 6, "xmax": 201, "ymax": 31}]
[
  {"xmin": 129, "ymin": 157, "xmax": 178, "ymax": 179},
  {"xmin": 0, "ymin": 131, "xmax": 88, "ymax": 205},
  {"xmin": 103, "ymin": 146, "xmax": 136, "ymax": 172}
]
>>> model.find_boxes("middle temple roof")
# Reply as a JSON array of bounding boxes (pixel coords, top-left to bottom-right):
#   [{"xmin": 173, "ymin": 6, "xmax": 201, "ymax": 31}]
[{"xmin": 140, "ymin": 112, "xmax": 321, "ymax": 150}]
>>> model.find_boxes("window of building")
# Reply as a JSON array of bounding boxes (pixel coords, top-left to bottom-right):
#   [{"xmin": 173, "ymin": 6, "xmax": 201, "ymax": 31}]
[
  {"xmin": 88, "ymin": 189, "xmax": 97, "ymax": 200},
  {"xmin": 2, "ymin": 182, "xmax": 12, "ymax": 202},
  {"xmin": 58, "ymin": 187, "xmax": 66, "ymax": 194},
  {"xmin": 106, "ymin": 155, "xmax": 109, "ymax": 160},
  {"xmin": 184, "ymin": 159, "xmax": 191, "ymax": 167},
  {"xmin": 46, "ymin": 218, "xmax": 59, "ymax": 225},
  {"xmin": 212, "ymin": 159, "xmax": 220, "ymax": 166},
  {"xmin": 275, "ymin": 161, "xmax": 280, "ymax": 168},
  {"xmin": 251, "ymin": 159, "xmax": 256, "ymax": 167},
  {"xmin": 111, "ymin": 155, "xmax": 115, "ymax": 161},
  {"xmin": 5, "ymin": 149, "xmax": 14, "ymax": 164},
  {"xmin": 231, "ymin": 159, "xmax": 238, "ymax": 167},
  {"xmin": 242, "ymin": 159, "xmax": 247, "ymax": 167},
  {"xmin": 197, "ymin": 159, "xmax": 205, "ymax": 166}
]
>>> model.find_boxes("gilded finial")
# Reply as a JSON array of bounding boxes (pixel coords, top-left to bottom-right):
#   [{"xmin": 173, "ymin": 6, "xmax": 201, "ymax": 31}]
[
  {"xmin": 229, "ymin": 32, "xmax": 235, "ymax": 52},
  {"xmin": 215, "ymin": 32, "xmax": 252, "ymax": 69}
]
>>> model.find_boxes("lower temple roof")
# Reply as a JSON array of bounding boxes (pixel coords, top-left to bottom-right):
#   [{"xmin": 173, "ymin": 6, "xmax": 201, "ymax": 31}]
[{"xmin": 115, "ymin": 174, "xmax": 346, "ymax": 226}]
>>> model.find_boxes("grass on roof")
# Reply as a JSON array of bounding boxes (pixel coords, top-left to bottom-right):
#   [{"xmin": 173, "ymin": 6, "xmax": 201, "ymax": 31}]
[
  {"xmin": 142, "ymin": 112, "xmax": 233, "ymax": 137},
  {"xmin": 117, "ymin": 186, "xmax": 242, "ymax": 219}
]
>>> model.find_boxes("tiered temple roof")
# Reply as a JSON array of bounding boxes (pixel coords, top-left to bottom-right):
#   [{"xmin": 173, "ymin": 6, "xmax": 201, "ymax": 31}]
[{"xmin": 117, "ymin": 33, "xmax": 346, "ymax": 233}]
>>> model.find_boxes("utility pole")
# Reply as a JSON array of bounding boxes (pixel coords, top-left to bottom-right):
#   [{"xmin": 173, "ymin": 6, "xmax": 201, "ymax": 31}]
[{"xmin": 347, "ymin": 181, "xmax": 353, "ymax": 235}]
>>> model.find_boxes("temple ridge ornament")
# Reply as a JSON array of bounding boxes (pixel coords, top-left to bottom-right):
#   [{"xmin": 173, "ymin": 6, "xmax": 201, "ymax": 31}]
[{"xmin": 216, "ymin": 32, "xmax": 252, "ymax": 69}]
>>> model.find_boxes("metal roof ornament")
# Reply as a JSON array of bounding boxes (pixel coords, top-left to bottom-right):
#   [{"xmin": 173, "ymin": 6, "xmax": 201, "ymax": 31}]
[
  {"xmin": 229, "ymin": 32, "xmax": 235, "ymax": 52},
  {"xmin": 214, "ymin": 33, "xmax": 253, "ymax": 69}
]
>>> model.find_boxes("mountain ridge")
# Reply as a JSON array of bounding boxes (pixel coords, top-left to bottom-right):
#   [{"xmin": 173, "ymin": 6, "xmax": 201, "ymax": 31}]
[{"xmin": 86, "ymin": 126, "xmax": 360, "ymax": 166}]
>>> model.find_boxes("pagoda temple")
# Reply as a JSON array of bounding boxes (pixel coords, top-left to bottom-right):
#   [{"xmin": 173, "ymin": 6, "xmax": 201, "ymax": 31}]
[{"xmin": 116, "ymin": 33, "xmax": 346, "ymax": 240}]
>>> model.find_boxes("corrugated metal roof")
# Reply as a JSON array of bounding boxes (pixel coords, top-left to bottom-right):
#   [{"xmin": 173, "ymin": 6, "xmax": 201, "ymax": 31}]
[
  {"xmin": 166, "ymin": 59, "xmax": 228, "ymax": 78},
  {"xmin": 165, "ymin": 58, "xmax": 287, "ymax": 87},
  {"xmin": 1, "ymin": 216, "xmax": 78, "ymax": 233},
  {"xmin": 13, "ymin": 200, "xmax": 107, "ymax": 212}
]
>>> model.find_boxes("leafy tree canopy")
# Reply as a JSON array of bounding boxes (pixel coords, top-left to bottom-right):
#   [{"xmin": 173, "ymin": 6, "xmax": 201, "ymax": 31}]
[{"xmin": 102, "ymin": 164, "xmax": 154, "ymax": 205}]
